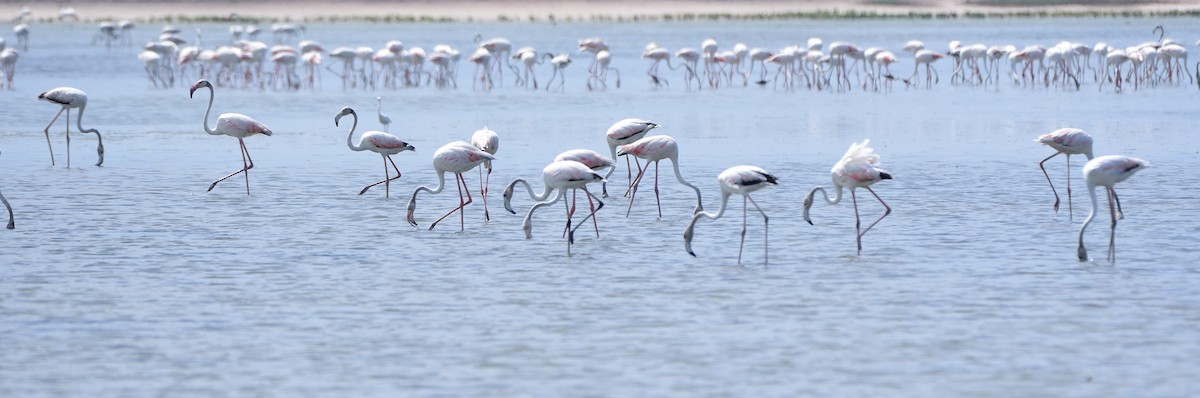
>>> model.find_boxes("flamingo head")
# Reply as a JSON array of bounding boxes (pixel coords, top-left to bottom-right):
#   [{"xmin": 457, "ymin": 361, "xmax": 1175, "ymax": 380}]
[
  {"xmin": 501, "ymin": 180, "xmax": 519, "ymax": 214},
  {"xmin": 188, "ymin": 79, "xmax": 212, "ymax": 98},
  {"xmin": 334, "ymin": 107, "xmax": 355, "ymax": 126}
]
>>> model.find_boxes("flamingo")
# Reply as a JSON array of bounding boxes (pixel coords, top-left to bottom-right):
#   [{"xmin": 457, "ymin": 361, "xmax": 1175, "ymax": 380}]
[
  {"xmin": 502, "ymin": 149, "xmax": 613, "ymax": 240},
  {"xmin": 335, "ymin": 107, "xmax": 414, "ymax": 198},
  {"xmin": 1036, "ymin": 128, "xmax": 1094, "ymax": 219},
  {"xmin": 1077, "ymin": 155, "xmax": 1150, "ymax": 262},
  {"xmin": 545, "ymin": 53, "xmax": 571, "ymax": 92},
  {"xmin": 907, "ymin": 50, "xmax": 943, "ymax": 88},
  {"xmin": 375, "ymin": 96, "xmax": 392, "ymax": 132},
  {"xmin": 405, "ymin": 141, "xmax": 495, "ymax": 231},
  {"xmin": 37, "ymin": 87, "xmax": 105, "ymax": 168},
  {"xmin": 683, "ymin": 165, "xmax": 779, "ymax": 264},
  {"xmin": 514, "ymin": 160, "xmax": 606, "ymax": 254},
  {"xmin": 802, "ymin": 139, "xmax": 893, "ymax": 255},
  {"xmin": 1, "ymin": 151, "xmax": 12, "ymax": 229},
  {"xmin": 189, "ymin": 79, "xmax": 273, "ymax": 195},
  {"xmin": 13, "ymin": 24, "xmax": 28, "ymax": 51},
  {"xmin": 587, "ymin": 50, "xmax": 620, "ymax": 90},
  {"xmin": 552, "ymin": 149, "xmax": 614, "ymax": 239},
  {"xmin": 1, "ymin": 48, "xmax": 18, "ymax": 89},
  {"xmin": 471, "ymin": 127, "xmax": 499, "ymax": 221},
  {"xmin": 616, "ymin": 135, "xmax": 704, "ymax": 218},
  {"xmin": 603, "ymin": 118, "xmax": 658, "ymax": 197}
]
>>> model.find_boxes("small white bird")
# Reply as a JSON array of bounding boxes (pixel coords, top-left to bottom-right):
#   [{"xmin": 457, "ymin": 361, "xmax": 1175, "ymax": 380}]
[{"xmin": 376, "ymin": 96, "xmax": 391, "ymax": 132}]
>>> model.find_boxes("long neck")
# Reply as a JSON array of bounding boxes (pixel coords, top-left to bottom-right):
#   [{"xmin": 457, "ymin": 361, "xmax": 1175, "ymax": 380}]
[
  {"xmin": 669, "ymin": 157, "xmax": 704, "ymax": 213},
  {"xmin": 0, "ymin": 189, "xmax": 12, "ymax": 230},
  {"xmin": 75, "ymin": 103, "xmax": 88, "ymax": 132},
  {"xmin": 1077, "ymin": 184, "xmax": 1100, "ymax": 261},
  {"xmin": 803, "ymin": 185, "xmax": 843, "ymax": 223},
  {"xmin": 74, "ymin": 103, "xmax": 104, "ymax": 166},
  {"xmin": 344, "ymin": 113, "xmax": 364, "ymax": 151},
  {"xmin": 684, "ymin": 192, "xmax": 731, "ymax": 255},
  {"xmin": 521, "ymin": 189, "xmax": 564, "ymax": 239},
  {"xmin": 503, "ymin": 178, "xmax": 553, "ymax": 213},
  {"xmin": 200, "ymin": 85, "xmax": 218, "ymax": 135}
]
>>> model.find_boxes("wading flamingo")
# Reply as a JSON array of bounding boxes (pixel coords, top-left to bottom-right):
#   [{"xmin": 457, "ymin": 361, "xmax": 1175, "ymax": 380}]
[
  {"xmin": 37, "ymin": 87, "xmax": 105, "ymax": 167},
  {"xmin": 803, "ymin": 139, "xmax": 893, "ymax": 255},
  {"xmin": 189, "ymin": 79, "xmax": 273, "ymax": 195},
  {"xmin": 502, "ymin": 149, "xmax": 614, "ymax": 240},
  {"xmin": 616, "ymin": 135, "xmax": 704, "ymax": 218},
  {"xmin": 471, "ymin": 127, "xmax": 499, "ymax": 221},
  {"xmin": 515, "ymin": 160, "xmax": 605, "ymax": 255},
  {"xmin": 683, "ymin": 165, "xmax": 779, "ymax": 264},
  {"xmin": 405, "ymin": 141, "xmax": 495, "ymax": 231},
  {"xmin": 335, "ymin": 107, "xmax": 414, "ymax": 198},
  {"xmin": 1036, "ymin": 128, "xmax": 1094, "ymax": 219},
  {"xmin": 1077, "ymin": 155, "xmax": 1149, "ymax": 262},
  {"xmin": 603, "ymin": 118, "xmax": 657, "ymax": 197}
]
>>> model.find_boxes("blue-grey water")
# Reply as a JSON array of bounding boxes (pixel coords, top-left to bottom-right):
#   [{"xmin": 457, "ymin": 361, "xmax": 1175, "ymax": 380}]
[{"xmin": 1, "ymin": 17, "xmax": 1198, "ymax": 397}]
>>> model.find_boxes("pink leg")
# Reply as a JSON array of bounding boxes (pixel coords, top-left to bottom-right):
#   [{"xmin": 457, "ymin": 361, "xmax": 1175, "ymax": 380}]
[
  {"xmin": 241, "ymin": 139, "xmax": 252, "ymax": 195},
  {"xmin": 586, "ymin": 190, "xmax": 599, "ymax": 238},
  {"xmin": 653, "ymin": 160, "xmax": 662, "ymax": 218},
  {"xmin": 1038, "ymin": 151, "xmax": 1062, "ymax": 213},
  {"xmin": 1065, "ymin": 154, "xmax": 1073, "ymax": 220},
  {"xmin": 358, "ymin": 155, "xmax": 403, "ymax": 196},
  {"xmin": 858, "ymin": 187, "xmax": 892, "ymax": 253},
  {"xmin": 852, "ymin": 189, "xmax": 862, "ymax": 255},
  {"xmin": 65, "ymin": 108, "xmax": 72, "ymax": 168},
  {"xmin": 625, "ymin": 160, "xmax": 652, "ymax": 217},
  {"xmin": 207, "ymin": 138, "xmax": 255, "ymax": 194},
  {"xmin": 43, "ymin": 108, "xmax": 65, "ymax": 166}
]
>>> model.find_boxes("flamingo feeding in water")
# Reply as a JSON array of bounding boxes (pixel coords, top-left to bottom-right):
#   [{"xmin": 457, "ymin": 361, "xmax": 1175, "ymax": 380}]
[
  {"xmin": 513, "ymin": 160, "xmax": 606, "ymax": 254},
  {"xmin": 616, "ymin": 135, "xmax": 704, "ymax": 218},
  {"xmin": 683, "ymin": 165, "xmax": 779, "ymax": 264},
  {"xmin": 189, "ymin": 79, "xmax": 273, "ymax": 195},
  {"xmin": 335, "ymin": 107, "xmax": 414, "ymax": 198},
  {"xmin": 504, "ymin": 149, "xmax": 614, "ymax": 240},
  {"xmin": 471, "ymin": 127, "xmax": 499, "ymax": 221},
  {"xmin": 405, "ymin": 141, "xmax": 495, "ymax": 231},
  {"xmin": 1036, "ymin": 127, "xmax": 1094, "ymax": 219},
  {"xmin": 603, "ymin": 118, "xmax": 658, "ymax": 197},
  {"xmin": 1077, "ymin": 155, "xmax": 1149, "ymax": 262},
  {"xmin": 37, "ymin": 87, "xmax": 105, "ymax": 168},
  {"xmin": 803, "ymin": 139, "xmax": 894, "ymax": 255}
]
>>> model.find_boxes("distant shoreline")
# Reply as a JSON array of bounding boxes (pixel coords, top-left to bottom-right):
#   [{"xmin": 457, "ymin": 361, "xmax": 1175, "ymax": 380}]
[{"xmin": 15, "ymin": 1, "xmax": 1200, "ymax": 23}]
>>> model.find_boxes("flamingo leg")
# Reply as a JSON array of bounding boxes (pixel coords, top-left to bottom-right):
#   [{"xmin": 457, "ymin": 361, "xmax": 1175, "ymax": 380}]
[
  {"xmin": 40, "ymin": 108, "xmax": 67, "ymax": 166},
  {"xmin": 430, "ymin": 173, "xmax": 473, "ymax": 231},
  {"xmin": 859, "ymin": 187, "xmax": 892, "ymax": 253},
  {"xmin": 358, "ymin": 155, "xmax": 403, "ymax": 196},
  {"xmin": 852, "ymin": 189, "xmax": 862, "ymax": 255},
  {"xmin": 561, "ymin": 190, "xmax": 574, "ymax": 238},
  {"xmin": 739, "ymin": 195, "xmax": 747, "ymax": 264},
  {"xmin": 626, "ymin": 160, "xmax": 652, "ymax": 217},
  {"xmin": 1065, "ymin": 153, "xmax": 1073, "ymax": 220},
  {"xmin": 207, "ymin": 138, "xmax": 254, "ymax": 194},
  {"xmin": 484, "ymin": 166, "xmax": 491, "ymax": 222},
  {"xmin": 567, "ymin": 186, "xmax": 605, "ymax": 246},
  {"xmin": 357, "ymin": 153, "xmax": 405, "ymax": 195},
  {"xmin": 586, "ymin": 190, "xmax": 599, "ymax": 238},
  {"xmin": 65, "ymin": 108, "xmax": 71, "ymax": 168},
  {"xmin": 747, "ymin": 194, "xmax": 768, "ymax": 265},
  {"xmin": 1111, "ymin": 188, "xmax": 1125, "ymax": 220},
  {"xmin": 1106, "ymin": 187, "xmax": 1118, "ymax": 262},
  {"xmin": 1038, "ymin": 151, "xmax": 1062, "ymax": 213},
  {"xmin": 1, "ymin": 188, "xmax": 13, "ymax": 230},
  {"xmin": 653, "ymin": 160, "xmax": 662, "ymax": 218}
]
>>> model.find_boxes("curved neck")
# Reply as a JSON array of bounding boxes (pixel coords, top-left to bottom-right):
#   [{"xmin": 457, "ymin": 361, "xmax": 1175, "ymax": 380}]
[
  {"xmin": 412, "ymin": 170, "xmax": 447, "ymax": 200},
  {"xmin": 690, "ymin": 192, "xmax": 730, "ymax": 226},
  {"xmin": 669, "ymin": 157, "xmax": 704, "ymax": 211},
  {"xmin": 521, "ymin": 189, "xmax": 565, "ymax": 236},
  {"xmin": 812, "ymin": 185, "xmax": 843, "ymax": 205},
  {"xmin": 1078, "ymin": 184, "xmax": 1100, "ymax": 260},
  {"xmin": 199, "ymin": 85, "xmax": 218, "ymax": 135},
  {"xmin": 0, "ymin": 189, "xmax": 12, "ymax": 230},
  {"xmin": 75, "ymin": 103, "xmax": 88, "ymax": 132},
  {"xmin": 503, "ymin": 178, "xmax": 552, "ymax": 213},
  {"xmin": 344, "ymin": 112, "xmax": 364, "ymax": 151}
]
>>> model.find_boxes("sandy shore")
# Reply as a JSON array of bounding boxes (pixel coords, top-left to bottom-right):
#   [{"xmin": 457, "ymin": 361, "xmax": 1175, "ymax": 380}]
[{"xmin": 12, "ymin": 0, "xmax": 1200, "ymax": 22}]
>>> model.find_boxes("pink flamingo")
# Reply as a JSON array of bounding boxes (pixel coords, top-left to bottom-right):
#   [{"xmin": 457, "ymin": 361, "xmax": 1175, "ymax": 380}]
[
  {"xmin": 907, "ymin": 50, "xmax": 943, "ymax": 88},
  {"xmin": 616, "ymin": 135, "xmax": 704, "ymax": 218},
  {"xmin": 553, "ymin": 149, "xmax": 614, "ymax": 238},
  {"xmin": 1077, "ymin": 155, "xmax": 1150, "ymax": 262},
  {"xmin": 405, "ymin": 141, "xmax": 495, "ymax": 231},
  {"xmin": 803, "ymin": 139, "xmax": 894, "ymax": 255},
  {"xmin": 335, "ymin": 107, "xmax": 414, "ymax": 198},
  {"xmin": 603, "ymin": 118, "xmax": 658, "ymax": 197},
  {"xmin": 189, "ymin": 79, "xmax": 273, "ymax": 195},
  {"xmin": 37, "ymin": 87, "xmax": 105, "ymax": 168},
  {"xmin": 1035, "ymin": 128, "xmax": 1094, "ymax": 219},
  {"xmin": 515, "ymin": 160, "xmax": 606, "ymax": 255},
  {"xmin": 471, "ymin": 127, "xmax": 499, "ymax": 221},
  {"xmin": 683, "ymin": 165, "xmax": 779, "ymax": 264}
]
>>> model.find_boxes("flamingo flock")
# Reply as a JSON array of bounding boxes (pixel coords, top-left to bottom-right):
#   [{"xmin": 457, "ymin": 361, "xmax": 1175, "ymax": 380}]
[{"xmin": 1, "ymin": 14, "xmax": 1166, "ymax": 265}]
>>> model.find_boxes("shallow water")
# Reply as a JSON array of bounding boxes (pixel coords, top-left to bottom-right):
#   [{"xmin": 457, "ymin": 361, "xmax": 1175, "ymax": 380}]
[{"xmin": 1, "ymin": 18, "xmax": 1199, "ymax": 397}]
